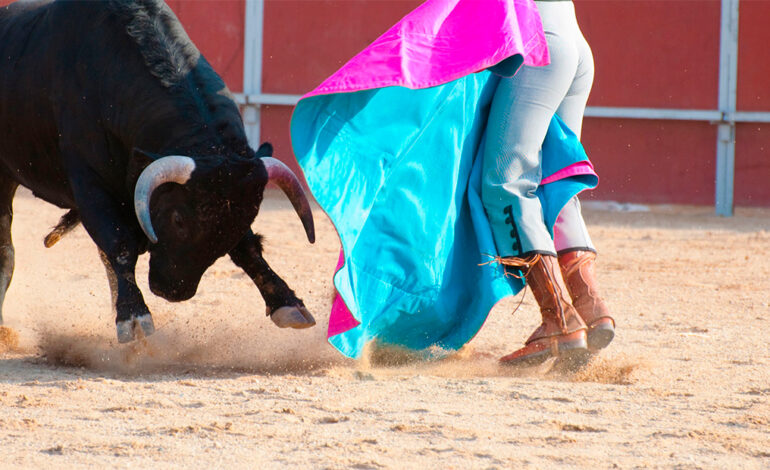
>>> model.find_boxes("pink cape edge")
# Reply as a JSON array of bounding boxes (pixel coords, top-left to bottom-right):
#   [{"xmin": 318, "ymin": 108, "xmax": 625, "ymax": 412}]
[
  {"xmin": 541, "ymin": 161, "xmax": 596, "ymax": 185},
  {"xmin": 328, "ymin": 251, "xmax": 361, "ymax": 337}
]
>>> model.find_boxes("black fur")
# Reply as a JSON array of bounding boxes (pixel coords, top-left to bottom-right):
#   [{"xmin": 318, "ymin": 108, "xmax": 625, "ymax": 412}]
[
  {"xmin": 0, "ymin": 0, "xmax": 307, "ymax": 335},
  {"xmin": 112, "ymin": 0, "xmax": 201, "ymax": 88}
]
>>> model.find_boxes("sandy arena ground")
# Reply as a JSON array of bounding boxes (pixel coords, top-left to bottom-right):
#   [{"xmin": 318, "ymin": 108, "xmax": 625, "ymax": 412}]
[{"xmin": 0, "ymin": 188, "xmax": 768, "ymax": 469}]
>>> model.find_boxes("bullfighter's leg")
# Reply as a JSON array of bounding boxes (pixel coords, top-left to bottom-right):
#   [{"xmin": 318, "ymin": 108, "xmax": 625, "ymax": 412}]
[
  {"xmin": 229, "ymin": 231, "xmax": 315, "ymax": 329},
  {"xmin": 549, "ymin": 38, "xmax": 614, "ymax": 351},
  {"xmin": 0, "ymin": 177, "xmax": 19, "ymax": 324},
  {"xmin": 63, "ymin": 162, "xmax": 154, "ymax": 343},
  {"xmin": 484, "ymin": 16, "xmax": 593, "ymax": 367}
]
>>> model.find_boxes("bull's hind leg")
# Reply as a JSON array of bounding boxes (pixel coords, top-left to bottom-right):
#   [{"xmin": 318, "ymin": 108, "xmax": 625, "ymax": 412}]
[
  {"xmin": 0, "ymin": 178, "xmax": 18, "ymax": 324},
  {"xmin": 229, "ymin": 230, "xmax": 315, "ymax": 329}
]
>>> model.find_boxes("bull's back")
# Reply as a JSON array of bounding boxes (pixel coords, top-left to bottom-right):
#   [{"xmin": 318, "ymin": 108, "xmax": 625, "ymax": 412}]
[{"xmin": 0, "ymin": 0, "xmax": 74, "ymax": 206}]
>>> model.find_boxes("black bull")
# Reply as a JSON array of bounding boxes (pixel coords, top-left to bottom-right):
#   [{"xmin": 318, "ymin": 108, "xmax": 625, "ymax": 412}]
[{"xmin": 0, "ymin": 0, "xmax": 317, "ymax": 342}]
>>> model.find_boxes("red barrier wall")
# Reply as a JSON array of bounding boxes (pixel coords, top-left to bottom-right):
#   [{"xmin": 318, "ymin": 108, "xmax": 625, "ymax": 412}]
[
  {"xmin": 735, "ymin": 124, "xmax": 770, "ymax": 205},
  {"xmin": 576, "ymin": 0, "xmax": 723, "ymax": 205},
  {"xmin": 737, "ymin": 0, "xmax": 770, "ymax": 111},
  {"xmin": 260, "ymin": 0, "xmax": 421, "ymax": 176},
  {"xmin": 576, "ymin": 0, "xmax": 768, "ymax": 207},
  {"xmin": 262, "ymin": 0, "xmax": 421, "ymax": 94},
  {"xmin": 2, "ymin": 0, "xmax": 768, "ymax": 207},
  {"xmin": 733, "ymin": 1, "xmax": 770, "ymax": 206},
  {"xmin": 581, "ymin": 119, "xmax": 717, "ymax": 205},
  {"xmin": 257, "ymin": 0, "xmax": 767, "ymax": 206},
  {"xmin": 166, "ymin": 0, "xmax": 245, "ymax": 92},
  {"xmin": 577, "ymin": 0, "xmax": 721, "ymax": 110},
  {"xmin": 259, "ymin": 0, "xmax": 770, "ymax": 207}
]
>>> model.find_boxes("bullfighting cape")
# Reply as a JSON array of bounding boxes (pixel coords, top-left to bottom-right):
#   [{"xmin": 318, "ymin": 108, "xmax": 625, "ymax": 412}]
[{"xmin": 291, "ymin": 0, "xmax": 598, "ymax": 359}]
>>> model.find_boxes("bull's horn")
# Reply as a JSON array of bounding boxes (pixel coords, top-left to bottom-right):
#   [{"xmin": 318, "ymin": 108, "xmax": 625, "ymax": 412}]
[
  {"xmin": 134, "ymin": 156, "xmax": 196, "ymax": 243},
  {"xmin": 262, "ymin": 157, "xmax": 315, "ymax": 243}
]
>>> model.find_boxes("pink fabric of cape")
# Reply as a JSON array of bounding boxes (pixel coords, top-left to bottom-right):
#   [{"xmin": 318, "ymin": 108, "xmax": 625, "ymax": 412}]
[
  {"xmin": 328, "ymin": 252, "xmax": 359, "ymax": 337},
  {"xmin": 308, "ymin": 0, "xmax": 552, "ymax": 340},
  {"xmin": 541, "ymin": 161, "xmax": 597, "ymax": 185},
  {"xmin": 303, "ymin": 0, "xmax": 549, "ymax": 100}
]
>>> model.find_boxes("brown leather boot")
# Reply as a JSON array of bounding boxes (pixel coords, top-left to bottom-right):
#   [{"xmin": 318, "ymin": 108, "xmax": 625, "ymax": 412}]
[
  {"xmin": 499, "ymin": 254, "xmax": 588, "ymax": 367},
  {"xmin": 559, "ymin": 250, "xmax": 615, "ymax": 351}
]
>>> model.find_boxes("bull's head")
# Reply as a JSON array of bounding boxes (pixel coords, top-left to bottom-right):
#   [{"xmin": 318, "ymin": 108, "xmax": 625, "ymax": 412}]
[{"xmin": 131, "ymin": 146, "xmax": 314, "ymax": 301}]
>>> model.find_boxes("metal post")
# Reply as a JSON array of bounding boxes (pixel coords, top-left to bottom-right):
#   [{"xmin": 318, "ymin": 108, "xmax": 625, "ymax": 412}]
[
  {"xmin": 715, "ymin": 0, "xmax": 740, "ymax": 216},
  {"xmin": 243, "ymin": 0, "xmax": 265, "ymax": 147}
]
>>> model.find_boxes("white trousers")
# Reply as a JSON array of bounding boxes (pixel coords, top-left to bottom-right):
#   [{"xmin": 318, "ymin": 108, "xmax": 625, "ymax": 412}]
[{"xmin": 482, "ymin": 1, "xmax": 596, "ymax": 257}]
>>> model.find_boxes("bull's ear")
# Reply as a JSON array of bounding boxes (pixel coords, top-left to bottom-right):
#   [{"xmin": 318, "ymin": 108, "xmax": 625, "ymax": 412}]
[
  {"xmin": 255, "ymin": 142, "xmax": 273, "ymax": 158},
  {"xmin": 127, "ymin": 148, "xmax": 161, "ymax": 187}
]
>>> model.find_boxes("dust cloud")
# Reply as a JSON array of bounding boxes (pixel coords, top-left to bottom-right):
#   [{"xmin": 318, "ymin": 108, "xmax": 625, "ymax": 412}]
[
  {"xmin": 33, "ymin": 318, "xmax": 343, "ymax": 376},
  {"xmin": 0, "ymin": 325, "xmax": 20, "ymax": 354}
]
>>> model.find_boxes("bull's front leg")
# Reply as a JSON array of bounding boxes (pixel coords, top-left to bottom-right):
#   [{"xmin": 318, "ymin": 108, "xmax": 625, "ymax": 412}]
[
  {"xmin": 229, "ymin": 230, "xmax": 315, "ymax": 329},
  {"xmin": 98, "ymin": 248, "xmax": 154, "ymax": 342},
  {"xmin": 64, "ymin": 159, "xmax": 154, "ymax": 343},
  {"xmin": 87, "ymin": 225, "xmax": 153, "ymax": 342},
  {"xmin": 80, "ymin": 222, "xmax": 153, "ymax": 342}
]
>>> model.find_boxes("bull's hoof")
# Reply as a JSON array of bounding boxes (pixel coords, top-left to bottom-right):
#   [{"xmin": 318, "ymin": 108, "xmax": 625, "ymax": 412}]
[
  {"xmin": 116, "ymin": 321, "xmax": 134, "ymax": 343},
  {"xmin": 136, "ymin": 314, "xmax": 156, "ymax": 337},
  {"xmin": 116, "ymin": 314, "xmax": 156, "ymax": 343},
  {"xmin": 270, "ymin": 306, "xmax": 316, "ymax": 329}
]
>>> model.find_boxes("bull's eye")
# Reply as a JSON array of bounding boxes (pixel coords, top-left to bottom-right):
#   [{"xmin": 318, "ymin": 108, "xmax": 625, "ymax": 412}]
[{"xmin": 171, "ymin": 210, "xmax": 188, "ymax": 238}]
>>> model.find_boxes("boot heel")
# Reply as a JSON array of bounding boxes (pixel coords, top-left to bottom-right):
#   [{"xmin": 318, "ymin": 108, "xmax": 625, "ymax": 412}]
[
  {"xmin": 557, "ymin": 329, "xmax": 589, "ymax": 352},
  {"xmin": 587, "ymin": 318, "xmax": 615, "ymax": 351}
]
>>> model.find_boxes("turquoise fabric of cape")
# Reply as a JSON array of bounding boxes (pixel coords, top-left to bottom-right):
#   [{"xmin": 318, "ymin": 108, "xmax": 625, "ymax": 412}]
[{"xmin": 291, "ymin": 70, "xmax": 597, "ymax": 359}]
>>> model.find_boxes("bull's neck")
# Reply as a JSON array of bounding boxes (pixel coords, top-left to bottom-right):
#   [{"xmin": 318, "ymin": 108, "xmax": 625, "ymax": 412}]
[{"xmin": 120, "ymin": 62, "xmax": 250, "ymax": 159}]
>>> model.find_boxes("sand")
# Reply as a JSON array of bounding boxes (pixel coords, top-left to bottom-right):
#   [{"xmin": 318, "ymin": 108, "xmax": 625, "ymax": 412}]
[{"xmin": 0, "ymin": 188, "xmax": 768, "ymax": 469}]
